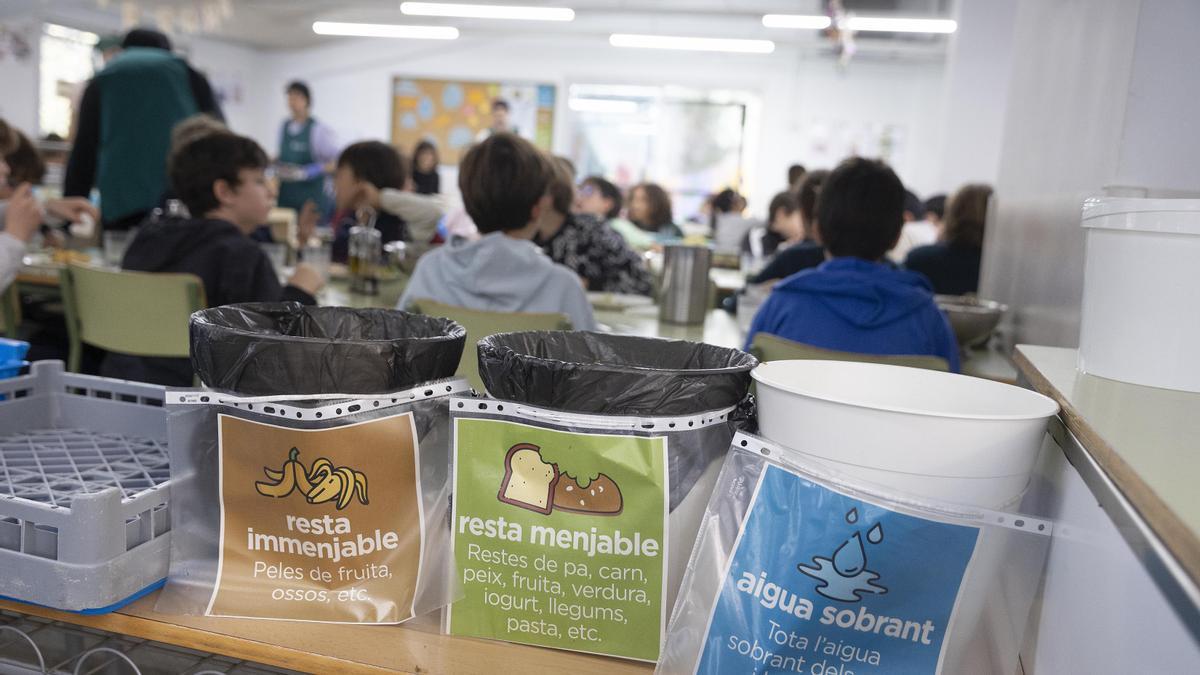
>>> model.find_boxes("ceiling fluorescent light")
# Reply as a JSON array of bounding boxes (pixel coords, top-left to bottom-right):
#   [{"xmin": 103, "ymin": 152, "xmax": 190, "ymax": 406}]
[
  {"xmin": 568, "ymin": 98, "xmax": 639, "ymax": 114},
  {"xmin": 846, "ymin": 17, "xmax": 957, "ymax": 33},
  {"xmin": 762, "ymin": 14, "xmax": 832, "ymax": 30},
  {"xmin": 762, "ymin": 14, "xmax": 956, "ymax": 34},
  {"xmin": 312, "ymin": 21, "xmax": 459, "ymax": 39},
  {"xmin": 610, "ymin": 34, "xmax": 775, "ymax": 55},
  {"xmin": 401, "ymin": 2, "xmax": 574, "ymax": 21}
]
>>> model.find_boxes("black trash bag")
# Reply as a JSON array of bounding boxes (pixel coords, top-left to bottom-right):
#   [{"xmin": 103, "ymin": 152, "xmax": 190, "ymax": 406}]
[
  {"xmin": 478, "ymin": 331, "xmax": 757, "ymax": 416},
  {"xmin": 191, "ymin": 302, "xmax": 466, "ymax": 395}
]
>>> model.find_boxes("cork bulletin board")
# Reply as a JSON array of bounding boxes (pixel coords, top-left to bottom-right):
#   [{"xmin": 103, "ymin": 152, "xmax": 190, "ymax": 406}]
[{"xmin": 391, "ymin": 76, "xmax": 556, "ymax": 164}]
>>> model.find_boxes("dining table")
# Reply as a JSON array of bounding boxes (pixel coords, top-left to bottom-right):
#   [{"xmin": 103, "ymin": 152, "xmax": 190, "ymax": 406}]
[{"xmin": 14, "ymin": 253, "xmax": 1016, "ymax": 382}]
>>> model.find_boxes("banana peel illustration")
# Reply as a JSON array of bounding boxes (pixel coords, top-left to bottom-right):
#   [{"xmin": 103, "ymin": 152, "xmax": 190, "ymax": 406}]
[{"xmin": 255, "ymin": 447, "xmax": 368, "ymax": 510}]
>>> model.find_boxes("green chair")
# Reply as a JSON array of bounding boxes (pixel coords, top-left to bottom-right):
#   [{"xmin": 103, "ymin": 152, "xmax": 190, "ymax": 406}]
[
  {"xmin": 409, "ymin": 298, "xmax": 571, "ymax": 391},
  {"xmin": 60, "ymin": 263, "xmax": 206, "ymax": 373},
  {"xmin": 0, "ymin": 283, "xmax": 20, "ymax": 339},
  {"xmin": 750, "ymin": 332, "xmax": 950, "ymax": 372}
]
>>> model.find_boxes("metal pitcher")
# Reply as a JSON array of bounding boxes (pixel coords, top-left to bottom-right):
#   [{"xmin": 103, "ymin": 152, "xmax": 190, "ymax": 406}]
[{"xmin": 659, "ymin": 245, "xmax": 712, "ymax": 325}]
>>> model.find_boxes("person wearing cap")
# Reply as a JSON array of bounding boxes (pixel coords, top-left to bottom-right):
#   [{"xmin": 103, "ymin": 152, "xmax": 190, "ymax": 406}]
[{"xmin": 64, "ymin": 28, "xmax": 224, "ymax": 232}]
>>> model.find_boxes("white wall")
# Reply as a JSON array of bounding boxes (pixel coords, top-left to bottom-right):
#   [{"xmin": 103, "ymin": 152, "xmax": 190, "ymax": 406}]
[
  {"xmin": 1113, "ymin": 0, "xmax": 1200, "ymax": 192},
  {"xmin": 0, "ymin": 18, "xmax": 41, "ymax": 135},
  {"xmin": 981, "ymin": 0, "xmax": 1200, "ymax": 347},
  {"xmin": 936, "ymin": 0, "xmax": 1018, "ymax": 189},
  {"xmin": 182, "ymin": 37, "xmax": 270, "ymax": 142},
  {"xmin": 252, "ymin": 33, "xmax": 948, "ymax": 211}
]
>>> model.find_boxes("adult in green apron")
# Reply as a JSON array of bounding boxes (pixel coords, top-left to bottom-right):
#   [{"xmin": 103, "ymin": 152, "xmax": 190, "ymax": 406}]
[
  {"xmin": 277, "ymin": 81, "xmax": 334, "ymax": 221},
  {"xmin": 64, "ymin": 28, "xmax": 223, "ymax": 231}
]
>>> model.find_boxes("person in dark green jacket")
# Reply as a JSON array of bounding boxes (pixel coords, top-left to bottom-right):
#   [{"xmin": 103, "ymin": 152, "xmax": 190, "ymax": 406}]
[{"xmin": 64, "ymin": 28, "xmax": 223, "ymax": 231}]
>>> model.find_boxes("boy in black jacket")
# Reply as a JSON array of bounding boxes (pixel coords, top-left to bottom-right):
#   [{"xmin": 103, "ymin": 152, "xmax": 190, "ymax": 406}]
[{"xmin": 101, "ymin": 131, "xmax": 323, "ymax": 386}]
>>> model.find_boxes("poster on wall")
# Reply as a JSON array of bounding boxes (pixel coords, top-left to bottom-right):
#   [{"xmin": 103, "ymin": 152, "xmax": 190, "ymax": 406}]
[{"xmin": 391, "ymin": 77, "xmax": 555, "ymax": 164}]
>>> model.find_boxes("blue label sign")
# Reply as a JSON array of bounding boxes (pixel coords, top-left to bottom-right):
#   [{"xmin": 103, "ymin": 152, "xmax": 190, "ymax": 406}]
[{"xmin": 696, "ymin": 464, "xmax": 979, "ymax": 674}]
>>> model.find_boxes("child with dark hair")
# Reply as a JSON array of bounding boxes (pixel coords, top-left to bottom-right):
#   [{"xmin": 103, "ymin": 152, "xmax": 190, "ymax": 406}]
[
  {"xmin": 537, "ymin": 157, "xmax": 652, "ymax": 296},
  {"xmin": 411, "ymin": 139, "xmax": 440, "ymax": 194},
  {"xmin": 330, "ymin": 141, "xmax": 406, "ymax": 260},
  {"xmin": 628, "ymin": 183, "xmax": 682, "ymax": 239},
  {"xmin": 108, "ymin": 131, "xmax": 325, "ymax": 386},
  {"xmin": 750, "ymin": 169, "xmax": 829, "ymax": 284},
  {"xmin": 746, "ymin": 157, "xmax": 959, "ymax": 370},
  {"xmin": 745, "ymin": 191, "xmax": 799, "ymax": 261},
  {"xmin": 397, "ymin": 133, "xmax": 594, "ymax": 329},
  {"xmin": 577, "ymin": 175, "xmax": 654, "ymax": 249},
  {"xmin": 576, "ymin": 176, "xmax": 623, "ymax": 219},
  {"xmin": 923, "ymin": 194, "xmax": 947, "ymax": 227},
  {"xmin": 314, "ymin": 140, "xmax": 446, "ymax": 262},
  {"xmin": 0, "ymin": 120, "xmax": 44, "ymax": 290}
]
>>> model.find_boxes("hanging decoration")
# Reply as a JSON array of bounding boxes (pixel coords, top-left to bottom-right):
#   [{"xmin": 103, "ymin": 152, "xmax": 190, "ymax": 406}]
[
  {"xmin": 0, "ymin": 24, "xmax": 33, "ymax": 63},
  {"xmin": 105, "ymin": 0, "xmax": 235, "ymax": 34},
  {"xmin": 824, "ymin": 0, "xmax": 856, "ymax": 70}
]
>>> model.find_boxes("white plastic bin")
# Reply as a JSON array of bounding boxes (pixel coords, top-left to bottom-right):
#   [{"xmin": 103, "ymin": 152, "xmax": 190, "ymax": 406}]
[
  {"xmin": 1079, "ymin": 197, "xmax": 1200, "ymax": 392},
  {"xmin": 752, "ymin": 360, "xmax": 1059, "ymax": 509}
]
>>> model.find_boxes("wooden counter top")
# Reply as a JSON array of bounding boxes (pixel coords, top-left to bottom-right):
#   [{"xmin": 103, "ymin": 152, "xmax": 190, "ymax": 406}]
[
  {"xmin": 0, "ymin": 593, "xmax": 652, "ymax": 674},
  {"xmin": 1014, "ymin": 344, "xmax": 1200, "ymax": 588}
]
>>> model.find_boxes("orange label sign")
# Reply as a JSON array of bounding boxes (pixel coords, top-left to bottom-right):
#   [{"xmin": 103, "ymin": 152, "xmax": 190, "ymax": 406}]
[{"xmin": 207, "ymin": 413, "xmax": 424, "ymax": 623}]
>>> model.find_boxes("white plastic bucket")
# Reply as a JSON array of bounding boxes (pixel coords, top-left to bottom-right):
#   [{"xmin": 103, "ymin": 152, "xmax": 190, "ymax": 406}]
[
  {"xmin": 1079, "ymin": 196, "xmax": 1200, "ymax": 392},
  {"xmin": 752, "ymin": 360, "xmax": 1059, "ymax": 509}
]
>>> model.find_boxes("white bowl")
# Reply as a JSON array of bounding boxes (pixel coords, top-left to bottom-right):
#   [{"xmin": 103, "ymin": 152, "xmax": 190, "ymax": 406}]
[{"xmin": 752, "ymin": 360, "xmax": 1059, "ymax": 508}]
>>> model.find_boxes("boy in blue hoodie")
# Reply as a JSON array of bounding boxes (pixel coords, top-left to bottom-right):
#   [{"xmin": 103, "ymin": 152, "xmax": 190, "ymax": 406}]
[{"xmin": 745, "ymin": 157, "xmax": 960, "ymax": 371}]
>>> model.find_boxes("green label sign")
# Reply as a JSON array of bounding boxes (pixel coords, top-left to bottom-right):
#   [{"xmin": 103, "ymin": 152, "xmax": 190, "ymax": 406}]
[{"xmin": 448, "ymin": 417, "xmax": 669, "ymax": 662}]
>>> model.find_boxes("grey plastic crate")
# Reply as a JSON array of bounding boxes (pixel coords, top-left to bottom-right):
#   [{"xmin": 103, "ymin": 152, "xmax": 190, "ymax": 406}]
[
  {"xmin": 0, "ymin": 361, "xmax": 171, "ymax": 613},
  {"xmin": 0, "ymin": 610, "xmax": 303, "ymax": 674}
]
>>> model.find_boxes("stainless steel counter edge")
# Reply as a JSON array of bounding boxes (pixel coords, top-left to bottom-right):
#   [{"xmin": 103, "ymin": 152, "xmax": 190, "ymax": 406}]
[{"xmin": 1034, "ymin": 390, "xmax": 1200, "ymax": 648}]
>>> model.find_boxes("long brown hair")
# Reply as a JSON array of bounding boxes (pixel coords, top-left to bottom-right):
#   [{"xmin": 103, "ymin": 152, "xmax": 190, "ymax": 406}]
[
  {"xmin": 631, "ymin": 182, "xmax": 673, "ymax": 231},
  {"xmin": 796, "ymin": 169, "xmax": 829, "ymax": 235},
  {"xmin": 942, "ymin": 183, "xmax": 993, "ymax": 248},
  {"xmin": 0, "ymin": 119, "xmax": 17, "ymax": 157}
]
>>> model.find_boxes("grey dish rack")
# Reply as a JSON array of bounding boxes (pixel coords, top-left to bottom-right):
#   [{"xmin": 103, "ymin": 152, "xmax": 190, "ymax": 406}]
[
  {"xmin": 0, "ymin": 362, "xmax": 171, "ymax": 613},
  {"xmin": 0, "ymin": 609, "xmax": 302, "ymax": 674}
]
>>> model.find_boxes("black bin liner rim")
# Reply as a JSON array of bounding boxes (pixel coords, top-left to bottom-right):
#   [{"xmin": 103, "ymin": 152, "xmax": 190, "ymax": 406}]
[
  {"xmin": 191, "ymin": 305, "xmax": 467, "ymax": 346},
  {"xmin": 191, "ymin": 302, "xmax": 467, "ymax": 396},
  {"xmin": 480, "ymin": 330, "xmax": 757, "ymax": 376}
]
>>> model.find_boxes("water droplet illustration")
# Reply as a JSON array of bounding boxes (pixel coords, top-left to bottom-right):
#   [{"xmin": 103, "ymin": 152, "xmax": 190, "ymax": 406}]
[
  {"xmin": 845, "ymin": 508, "xmax": 858, "ymax": 524},
  {"xmin": 867, "ymin": 523, "xmax": 884, "ymax": 544},
  {"xmin": 832, "ymin": 532, "xmax": 866, "ymax": 577}
]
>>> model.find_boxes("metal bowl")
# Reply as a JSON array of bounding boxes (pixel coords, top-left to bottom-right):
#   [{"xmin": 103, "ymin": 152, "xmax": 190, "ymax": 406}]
[{"xmin": 936, "ymin": 295, "xmax": 1008, "ymax": 348}]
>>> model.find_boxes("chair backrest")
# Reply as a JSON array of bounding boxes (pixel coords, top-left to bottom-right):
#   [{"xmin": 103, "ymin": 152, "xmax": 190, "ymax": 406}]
[
  {"xmin": 60, "ymin": 263, "xmax": 206, "ymax": 371},
  {"xmin": 0, "ymin": 283, "xmax": 20, "ymax": 339},
  {"xmin": 750, "ymin": 332, "xmax": 950, "ymax": 372},
  {"xmin": 409, "ymin": 298, "xmax": 572, "ymax": 391}
]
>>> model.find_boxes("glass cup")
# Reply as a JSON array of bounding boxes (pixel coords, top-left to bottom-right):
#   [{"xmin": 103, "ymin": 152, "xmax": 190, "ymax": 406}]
[
  {"xmin": 302, "ymin": 242, "xmax": 333, "ymax": 282},
  {"xmin": 102, "ymin": 229, "xmax": 136, "ymax": 267},
  {"xmin": 260, "ymin": 242, "xmax": 288, "ymax": 277}
]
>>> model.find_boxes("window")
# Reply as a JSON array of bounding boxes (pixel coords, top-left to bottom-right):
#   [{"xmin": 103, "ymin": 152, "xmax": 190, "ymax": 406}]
[
  {"xmin": 565, "ymin": 84, "xmax": 757, "ymax": 226},
  {"xmin": 39, "ymin": 23, "xmax": 98, "ymax": 139}
]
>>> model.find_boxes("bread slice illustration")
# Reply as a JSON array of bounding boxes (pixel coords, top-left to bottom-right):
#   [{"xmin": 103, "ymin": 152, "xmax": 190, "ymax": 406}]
[
  {"xmin": 553, "ymin": 473, "xmax": 623, "ymax": 516},
  {"xmin": 498, "ymin": 443, "xmax": 559, "ymax": 514}
]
